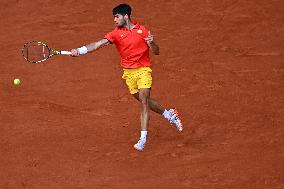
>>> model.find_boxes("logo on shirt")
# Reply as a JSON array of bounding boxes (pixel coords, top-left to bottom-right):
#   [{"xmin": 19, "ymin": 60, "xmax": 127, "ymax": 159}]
[
  {"xmin": 137, "ymin": 30, "xmax": 143, "ymax": 34},
  {"xmin": 120, "ymin": 34, "xmax": 126, "ymax": 38}
]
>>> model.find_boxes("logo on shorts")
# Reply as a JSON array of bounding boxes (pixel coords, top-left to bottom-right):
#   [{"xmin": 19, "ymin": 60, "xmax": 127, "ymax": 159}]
[{"xmin": 137, "ymin": 30, "xmax": 143, "ymax": 34}]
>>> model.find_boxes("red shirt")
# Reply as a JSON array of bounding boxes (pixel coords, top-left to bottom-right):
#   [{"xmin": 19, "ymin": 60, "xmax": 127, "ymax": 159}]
[{"xmin": 104, "ymin": 21, "xmax": 151, "ymax": 68}]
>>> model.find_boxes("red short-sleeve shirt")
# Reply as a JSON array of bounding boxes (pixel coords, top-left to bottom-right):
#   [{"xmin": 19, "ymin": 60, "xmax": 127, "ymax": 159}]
[{"xmin": 104, "ymin": 21, "xmax": 151, "ymax": 68}]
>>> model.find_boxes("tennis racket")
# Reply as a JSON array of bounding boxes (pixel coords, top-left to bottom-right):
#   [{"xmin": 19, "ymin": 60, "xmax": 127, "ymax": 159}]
[{"xmin": 22, "ymin": 41, "xmax": 71, "ymax": 63}]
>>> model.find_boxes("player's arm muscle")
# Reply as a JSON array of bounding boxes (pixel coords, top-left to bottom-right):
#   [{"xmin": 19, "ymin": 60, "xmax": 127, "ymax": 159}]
[{"xmin": 86, "ymin": 38, "xmax": 110, "ymax": 52}]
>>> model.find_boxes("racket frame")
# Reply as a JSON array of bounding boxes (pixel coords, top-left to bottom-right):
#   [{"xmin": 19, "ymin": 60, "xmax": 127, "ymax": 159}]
[{"xmin": 22, "ymin": 41, "xmax": 69, "ymax": 63}]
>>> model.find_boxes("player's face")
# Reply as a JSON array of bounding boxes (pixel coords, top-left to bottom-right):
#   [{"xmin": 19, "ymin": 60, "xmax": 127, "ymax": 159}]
[{"xmin": 114, "ymin": 14, "xmax": 127, "ymax": 27}]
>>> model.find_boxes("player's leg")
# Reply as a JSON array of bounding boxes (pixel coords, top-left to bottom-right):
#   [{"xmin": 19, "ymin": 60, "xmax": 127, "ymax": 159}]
[
  {"xmin": 133, "ymin": 88, "xmax": 150, "ymax": 151},
  {"xmin": 138, "ymin": 88, "xmax": 150, "ymax": 131}
]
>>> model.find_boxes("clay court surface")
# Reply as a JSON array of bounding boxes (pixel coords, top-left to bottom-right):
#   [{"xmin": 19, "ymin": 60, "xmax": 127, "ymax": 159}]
[{"xmin": 1, "ymin": 0, "xmax": 283, "ymax": 188}]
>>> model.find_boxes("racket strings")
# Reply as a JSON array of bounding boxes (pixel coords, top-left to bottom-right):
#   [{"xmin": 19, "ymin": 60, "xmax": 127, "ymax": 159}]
[{"xmin": 22, "ymin": 42, "xmax": 51, "ymax": 63}]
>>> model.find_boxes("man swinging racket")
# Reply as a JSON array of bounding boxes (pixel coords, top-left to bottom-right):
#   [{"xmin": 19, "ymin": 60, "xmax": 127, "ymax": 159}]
[{"xmin": 70, "ymin": 3, "xmax": 183, "ymax": 151}]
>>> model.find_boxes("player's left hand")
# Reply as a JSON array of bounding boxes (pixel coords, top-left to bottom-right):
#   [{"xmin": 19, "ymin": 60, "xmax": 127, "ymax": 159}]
[{"xmin": 145, "ymin": 31, "xmax": 154, "ymax": 46}]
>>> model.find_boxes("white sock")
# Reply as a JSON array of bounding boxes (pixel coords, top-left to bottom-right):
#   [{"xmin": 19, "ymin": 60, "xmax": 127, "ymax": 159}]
[
  {"xmin": 141, "ymin": 131, "xmax": 147, "ymax": 139},
  {"xmin": 162, "ymin": 109, "xmax": 171, "ymax": 120}
]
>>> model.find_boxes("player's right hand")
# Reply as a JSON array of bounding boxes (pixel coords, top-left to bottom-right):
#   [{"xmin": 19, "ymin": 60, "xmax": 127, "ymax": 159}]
[{"xmin": 70, "ymin": 49, "xmax": 80, "ymax": 57}]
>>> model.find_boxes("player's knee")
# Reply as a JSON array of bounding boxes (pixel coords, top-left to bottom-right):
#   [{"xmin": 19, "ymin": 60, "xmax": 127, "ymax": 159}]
[{"xmin": 138, "ymin": 89, "xmax": 150, "ymax": 104}]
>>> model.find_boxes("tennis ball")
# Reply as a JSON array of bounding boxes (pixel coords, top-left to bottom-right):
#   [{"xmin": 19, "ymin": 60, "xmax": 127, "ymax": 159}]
[{"xmin": 13, "ymin": 78, "xmax": 21, "ymax": 86}]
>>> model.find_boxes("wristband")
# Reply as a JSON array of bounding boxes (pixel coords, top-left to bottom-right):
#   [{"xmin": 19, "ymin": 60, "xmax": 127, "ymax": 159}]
[{"xmin": 78, "ymin": 46, "xmax": 88, "ymax": 55}]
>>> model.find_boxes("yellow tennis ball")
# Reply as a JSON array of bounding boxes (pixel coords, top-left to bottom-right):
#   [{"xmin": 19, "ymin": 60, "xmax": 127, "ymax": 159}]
[{"xmin": 13, "ymin": 78, "xmax": 21, "ymax": 86}]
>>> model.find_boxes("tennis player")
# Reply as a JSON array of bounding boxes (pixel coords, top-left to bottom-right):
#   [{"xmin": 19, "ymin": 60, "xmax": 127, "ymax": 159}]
[{"xmin": 70, "ymin": 4, "xmax": 183, "ymax": 151}]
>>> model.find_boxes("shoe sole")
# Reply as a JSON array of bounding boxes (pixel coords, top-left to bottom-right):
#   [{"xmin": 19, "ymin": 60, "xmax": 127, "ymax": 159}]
[{"xmin": 134, "ymin": 144, "xmax": 144, "ymax": 151}]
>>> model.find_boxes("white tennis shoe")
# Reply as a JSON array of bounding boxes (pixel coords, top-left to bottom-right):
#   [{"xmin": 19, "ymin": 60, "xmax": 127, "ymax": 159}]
[
  {"xmin": 134, "ymin": 137, "xmax": 146, "ymax": 151},
  {"xmin": 169, "ymin": 108, "xmax": 183, "ymax": 132}
]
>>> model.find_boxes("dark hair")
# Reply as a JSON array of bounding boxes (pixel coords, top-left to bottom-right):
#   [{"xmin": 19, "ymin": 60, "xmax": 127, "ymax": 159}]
[{"xmin": 112, "ymin": 4, "xmax": 132, "ymax": 17}]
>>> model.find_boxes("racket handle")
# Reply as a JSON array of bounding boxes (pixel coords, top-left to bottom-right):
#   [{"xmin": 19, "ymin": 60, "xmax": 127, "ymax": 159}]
[{"xmin": 60, "ymin": 51, "xmax": 72, "ymax": 55}]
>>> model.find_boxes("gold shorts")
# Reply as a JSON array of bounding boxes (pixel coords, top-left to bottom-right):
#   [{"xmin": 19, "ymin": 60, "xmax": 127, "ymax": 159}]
[{"xmin": 122, "ymin": 67, "xmax": 153, "ymax": 94}]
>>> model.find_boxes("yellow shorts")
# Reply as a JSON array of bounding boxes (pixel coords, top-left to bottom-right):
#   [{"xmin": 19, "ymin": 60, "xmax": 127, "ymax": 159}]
[{"xmin": 122, "ymin": 67, "xmax": 153, "ymax": 94}]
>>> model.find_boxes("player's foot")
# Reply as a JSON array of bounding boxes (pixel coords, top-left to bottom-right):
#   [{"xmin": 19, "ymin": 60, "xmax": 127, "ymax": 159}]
[
  {"xmin": 169, "ymin": 108, "xmax": 183, "ymax": 132},
  {"xmin": 134, "ymin": 137, "xmax": 146, "ymax": 151}
]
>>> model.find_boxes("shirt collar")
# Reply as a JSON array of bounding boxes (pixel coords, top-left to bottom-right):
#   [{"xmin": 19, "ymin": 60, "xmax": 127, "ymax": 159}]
[
  {"xmin": 117, "ymin": 20, "xmax": 140, "ymax": 30},
  {"xmin": 132, "ymin": 20, "xmax": 140, "ymax": 29}
]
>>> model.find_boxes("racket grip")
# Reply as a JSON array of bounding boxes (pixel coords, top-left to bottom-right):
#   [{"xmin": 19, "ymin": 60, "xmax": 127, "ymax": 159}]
[{"xmin": 60, "ymin": 51, "xmax": 72, "ymax": 55}]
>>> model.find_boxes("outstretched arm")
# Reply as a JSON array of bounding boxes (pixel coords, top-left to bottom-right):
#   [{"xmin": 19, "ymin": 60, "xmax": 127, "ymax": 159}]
[
  {"xmin": 145, "ymin": 31, "xmax": 159, "ymax": 55},
  {"xmin": 70, "ymin": 38, "xmax": 110, "ymax": 56}
]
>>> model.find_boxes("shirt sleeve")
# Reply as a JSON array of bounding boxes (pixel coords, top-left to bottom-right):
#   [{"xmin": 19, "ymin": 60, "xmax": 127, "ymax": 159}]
[
  {"xmin": 141, "ymin": 26, "xmax": 150, "ymax": 38},
  {"xmin": 104, "ymin": 31, "xmax": 115, "ymax": 44}
]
